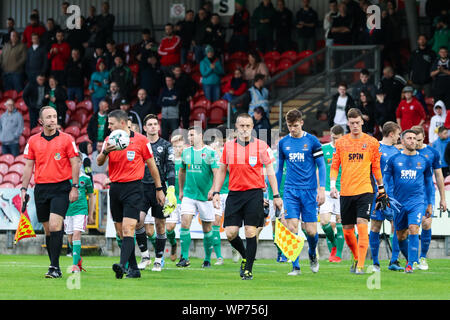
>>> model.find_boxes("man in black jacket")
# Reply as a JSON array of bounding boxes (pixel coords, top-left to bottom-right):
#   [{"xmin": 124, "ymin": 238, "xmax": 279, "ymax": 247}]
[
  {"xmin": 64, "ymin": 48, "xmax": 87, "ymax": 102},
  {"xmin": 25, "ymin": 33, "xmax": 48, "ymax": 83},
  {"xmin": 175, "ymin": 10, "xmax": 195, "ymax": 65},
  {"xmin": 95, "ymin": 1, "xmax": 115, "ymax": 47},
  {"xmin": 327, "ymin": 82, "xmax": 355, "ymax": 132},
  {"xmin": 41, "ymin": 18, "xmax": 58, "ymax": 52},
  {"xmin": 87, "ymin": 99, "xmax": 110, "ymax": 147},
  {"xmin": 84, "ymin": 45, "xmax": 108, "ymax": 78},
  {"xmin": 409, "ymin": 34, "xmax": 436, "ymax": 97},
  {"xmin": 23, "ymin": 74, "xmax": 48, "ymax": 129},
  {"xmin": 173, "ymin": 65, "xmax": 198, "ymax": 129},
  {"xmin": 377, "ymin": 66, "xmax": 405, "ymax": 122},
  {"xmin": 252, "ymin": 106, "xmax": 271, "ymax": 146},
  {"xmin": 43, "ymin": 76, "xmax": 68, "ymax": 127},
  {"xmin": 204, "ymin": 14, "xmax": 226, "ymax": 58},
  {"xmin": 193, "ymin": 8, "xmax": 209, "ymax": 64},
  {"xmin": 275, "ymin": 0, "xmax": 294, "ymax": 53},
  {"xmin": 133, "ymin": 89, "xmax": 155, "ymax": 127},
  {"xmin": 104, "ymin": 82, "xmax": 122, "ymax": 111},
  {"xmin": 139, "ymin": 53, "xmax": 164, "ymax": 108}
]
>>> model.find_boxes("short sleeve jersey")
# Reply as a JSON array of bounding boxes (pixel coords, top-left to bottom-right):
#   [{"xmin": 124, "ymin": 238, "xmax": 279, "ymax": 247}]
[
  {"xmin": 323, "ymin": 143, "xmax": 341, "ymax": 192},
  {"xmin": 66, "ymin": 174, "xmax": 94, "ymax": 216},
  {"xmin": 181, "ymin": 146, "xmax": 219, "ymax": 201},
  {"xmin": 220, "ymin": 137, "xmax": 275, "ymax": 192},
  {"xmin": 102, "ymin": 131, "xmax": 153, "ymax": 183},
  {"xmin": 24, "ymin": 131, "xmax": 78, "ymax": 184},
  {"xmin": 174, "ymin": 158, "xmax": 182, "ymax": 204}
]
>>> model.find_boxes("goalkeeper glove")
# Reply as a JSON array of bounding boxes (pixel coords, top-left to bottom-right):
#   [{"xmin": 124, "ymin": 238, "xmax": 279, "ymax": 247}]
[
  {"xmin": 163, "ymin": 186, "xmax": 177, "ymax": 217},
  {"xmin": 375, "ymin": 186, "xmax": 390, "ymax": 211}
]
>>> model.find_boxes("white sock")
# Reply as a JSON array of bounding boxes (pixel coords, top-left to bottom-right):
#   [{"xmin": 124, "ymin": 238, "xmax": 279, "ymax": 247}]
[
  {"xmin": 155, "ymin": 257, "xmax": 162, "ymax": 264},
  {"xmin": 142, "ymin": 250, "xmax": 149, "ymax": 258}
]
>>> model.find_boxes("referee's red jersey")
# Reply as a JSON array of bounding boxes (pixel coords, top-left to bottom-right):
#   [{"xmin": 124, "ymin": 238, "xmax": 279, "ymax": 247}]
[
  {"xmin": 220, "ymin": 137, "xmax": 275, "ymax": 191},
  {"xmin": 24, "ymin": 131, "xmax": 79, "ymax": 184},
  {"xmin": 102, "ymin": 131, "xmax": 153, "ymax": 183}
]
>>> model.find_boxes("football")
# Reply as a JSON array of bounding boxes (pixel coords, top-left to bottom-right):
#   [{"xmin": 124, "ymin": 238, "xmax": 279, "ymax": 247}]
[{"xmin": 108, "ymin": 129, "xmax": 130, "ymax": 150}]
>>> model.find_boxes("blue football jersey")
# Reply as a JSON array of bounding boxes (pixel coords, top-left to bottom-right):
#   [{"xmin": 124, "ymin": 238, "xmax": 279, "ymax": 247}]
[
  {"xmin": 384, "ymin": 152, "xmax": 434, "ymax": 208},
  {"xmin": 379, "ymin": 143, "xmax": 400, "ymax": 187},
  {"xmin": 417, "ymin": 145, "xmax": 441, "ymax": 201},
  {"xmin": 277, "ymin": 132, "xmax": 324, "ymax": 190}
]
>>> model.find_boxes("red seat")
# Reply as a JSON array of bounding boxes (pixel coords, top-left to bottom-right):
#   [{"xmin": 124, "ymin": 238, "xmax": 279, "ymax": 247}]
[
  {"xmin": 80, "ymin": 126, "xmax": 88, "ymax": 135},
  {"xmin": 0, "ymin": 175, "xmax": 3, "ymax": 184},
  {"xmin": 276, "ymin": 59, "xmax": 294, "ymax": 86},
  {"xmin": 208, "ymin": 106, "xmax": 226, "ymax": 125},
  {"xmin": 211, "ymin": 99, "xmax": 228, "ymax": 113},
  {"xmin": 0, "ymin": 163, "xmax": 8, "ymax": 175},
  {"xmin": 296, "ymin": 50, "xmax": 313, "ymax": 75},
  {"xmin": 22, "ymin": 126, "xmax": 31, "ymax": 138},
  {"xmin": 15, "ymin": 100, "xmax": 28, "ymax": 114},
  {"xmin": 0, "ymin": 182, "xmax": 15, "ymax": 189},
  {"xmin": 320, "ymin": 135, "xmax": 331, "ymax": 144},
  {"xmin": 65, "ymin": 126, "xmax": 81, "ymax": 138},
  {"xmin": 67, "ymin": 120, "xmax": 82, "ymax": 128},
  {"xmin": 3, "ymin": 90, "xmax": 18, "ymax": 101},
  {"xmin": 129, "ymin": 63, "xmax": 139, "ymax": 75},
  {"xmin": 187, "ymin": 51, "xmax": 195, "ymax": 63},
  {"xmin": 425, "ymin": 97, "xmax": 434, "ymax": 107},
  {"xmin": 281, "ymin": 50, "xmax": 298, "ymax": 62},
  {"xmin": 71, "ymin": 109, "xmax": 90, "ymax": 125},
  {"xmin": 225, "ymin": 60, "xmax": 243, "ymax": 74},
  {"xmin": 194, "ymin": 98, "xmax": 211, "ymax": 111},
  {"xmin": 265, "ymin": 59, "xmax": 277, "ymax": 75},
  {"xmin": 66, "ymin": 100, "xmax": 77, "ymax": 112},
  {"xmin": 221, "ymin": 74, "xmax": 233, "ymax": 85},
  {"xmin": 230, "ymin": 51, "xmax": 248, "ymax": 63},
  {"xmin": 182, "ymin": 63, "xmax": 193, "ymax": 74},
  {"xmin": 76, "ymin": 135, "xmax": 91, "ymax": 144},
  {"xmin": 190, "ymin": 111, "xmax": 207, "ymax": 129},
  {"xmin": 264, "ymin": 51, "xmax": 281, "ymax": 62},
  {"xmin": 31, "ymin": 126, "xmax": 43, "ymax": 135},
  {"xmin": 19, "ymin": 136, "xmax": 26, "ymax": 152},
  {"xmin": 9, "ymin": 163, "xmax": 24, "ymax": 175},
  {"xmin": 14, "ymin": 154, "xmax": 26, "ymax": 165},
  {"xmin": 0, "ymin": 154, "xmax": 15, "ymax": 165},
  {"xmin": 191, "ymin": 73, "xmax": 202, "ymax": 85},
  {"xmin": 77, "ymin": 100, "xmax": 93, "ymax": 113},
  {"xmin": 3, "ymin": 172, "xmax": 20, "ymax": 185}
]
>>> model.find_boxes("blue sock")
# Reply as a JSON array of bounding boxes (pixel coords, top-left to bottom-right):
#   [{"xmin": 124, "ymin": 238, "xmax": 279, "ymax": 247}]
[
  {"xmin": 398, "ymin": 238, "xmax": 409, "ymax": 261},
  {"xmin": 369, "ymin": 231, "xmax": 380, "ymax": 265},
  {"xmin": 420, "ymin": 229, "xmax": 431, "ymax": 259},
  {"xmin": 407, "ymin": 234, "xmax": 419, "ymax": 267},
  {"xmin": 307, "ymin": 233, "xmax": 318, "ymax": 259},
  {"xmin": 390, "ymin": 232, "xmax": 401, "ymax": 263}
]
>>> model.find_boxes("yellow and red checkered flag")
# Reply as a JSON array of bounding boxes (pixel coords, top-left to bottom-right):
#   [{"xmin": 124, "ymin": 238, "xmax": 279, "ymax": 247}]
[
  {"xmin": 14, "ymin": 194, "xmax": 35, "ymax": 244},
  {"xmin": 274, "ymin": 218, "xmax": 305, "ymax": 261}
]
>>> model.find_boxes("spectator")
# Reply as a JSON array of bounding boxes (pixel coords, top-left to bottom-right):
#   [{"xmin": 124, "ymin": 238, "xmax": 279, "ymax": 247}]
[
  {"xmin": 105, "ymin": 39, "xmax": 124, "ymax": 70},
  {"xmin": 251, "ymin": 0, "xmax": 277, "ymax": 53},
  {"xmin": 382, "ymin": 2, "xmax": 403, "ymax": 73},
  {"xmin": 43, "ymin": 76, "xmax": 68, "ymax": 127},
  {"xmin": 329, "ymin": 3, "xmax": 353, "ymax": 46},
  {"xmin": 158, "ymin": 23, "xmax": 182, "ymax": 75},
  {"xmin": 78, "ymin": 141, "xmax": 94, "ymax": 184},
  {"xmin": 378, "ymin": 66, "xmax": 405, "ymax": 122},
  {"xmin": 192, "ymin": 8, "xmax": 209, "ymax": 64},
  {"xmin": 274, "ymin": 0, "xmax": 294, "ymax": 53},
  {"xmin": 25, "ymin": 33, "xmax": 48, "ymax": 84},
  {"xmin": 342, "ymin": 0, "xmax": 364, "ymax": 44},
  {"xmin": 87, "ymin": 99, "xmax": 110, "ymax": 146},
  {"xmin": 23, "ymin": 74, "xmax": 48, "ymax": 129},
  {"xmin": 0, "ymin": 99, "xmax": 24, "ymax": 157},
  {"xmin": 96, "ymin": 1, "xmax": 115, "ymax": 47},
  {"xmin": 245, "ymin": 73, "xmax": 270, "ymax": 116},
  {"xmin": 351, "ymin": 69, "xmax": 376, "ymax": 103},
  {"xmin": 430, "ymin": 46, "xmax": 450, "ymax": 108},
  {"xmin": 1, "ymin": 17, "xmax": 15, "ymax": 48},
  {"xmin": 228, "ymin": 0, "xmax": 250, "ymax": 54},
  {"xmin": 396, "ymin": 86, "xmax": 426, "ymax": 131},
  {"xmin": 200, "ymin": 45, "xmax": 224, "ymax": 103},
  {"xmin": 204, "ymin": 14, "xmax": 226, "ymax": 58},
  {"xmin": 252, "ymin": 106, "xmax": 271, "ymax": 145},
  {"xmin": 374, "ymin": 87, "xmax": 389, "ymax": 131},
  {"xmin": 0, "ymin": 31, "xmax": 27, "ymax": 92},
  {"xmin": 137, "ymin": 29, "xmax": 158, "ymax": 61},
  {"xmin": 89, "ymin": 59, "xmax": 109, "ymax": 113},
  {"xmin": 22, "ymin": 14, "xmax": 46, "ymax": 48},
  {"xmin": 429, "ymin": 100, "xmax": 447, "ymax": 144},
  {"xmin": 120, "ymin": 99, "xmax": 142, "ymax": 133},
  {"xmin": 356, "ymin": 90, "xmax": 376, "ymax": 134},
  {"xmin": 327, "ymin": 82, "xmax": 355, "ymax": 132},
  {"xmin": 108, "ymin": 54, "xmax": 132, "ymax": 99},
  {"xmin": 48, "ymin": 30, "xmax": 71, "ymax": 86},
  {"xmin": 66, "ymin": 16, "xmax": 90, "ymax": 55},
  {"xmin": 295, "ymin": 0, "xmax": 319, "ymax": 52},
  {"xmin": 86, "ymin": 5, "xmax": 98, "ymax": 32},
  {"xmin": 173, "ymin": 65, "xmax": 198, "ymax": 129},
  {"xmin": 175, "ymin": 10, "xmax": 195, "ymax": 65},
  {"xmin": 244, "ymin": 50, "xmax": 270, "ymax": 84},
  {"xmin": 85, "ymin": 45, "xmax": 108, "ymax": 78},
  {"xmin": 323, "ymin": 0, "xmax": 339, "ymax": 47},
  {"xmin": 41, "ymin": 18, "xmax": 59, "ymax": 52},
  {"xmin": 91, "ymin": 141, "xmax": 108, "ymax": 175},
  {"xmin": 409, "ymin": 34, "xmax": 436, "ymax": 98},
  {"xmin": 432, "ymin": 126, "xmax": 450, "ymax": 176},
  {"xmin": 57, "ymin": 1, "xmax": 70, "ymax": 31},
  {"xmin": 133, "ymin": 89, "xmax": 154, "ymax": 125},
  {"xmin": 104, "ymin": 82, "xmax": 122, "ymax": 111},
  {"xmin": 64, "ymin": 48, "xmax": 87, "ymax": 102},
  {"xmin": 429, "ymin": 15, "xmax": 450, "ymax": 54},
  {"xmin": 138, "ymin": 53, "xmax": 164, "ymax": 107},
  {"xmin": 158, "ymin": 75, "xmax": 180, "ymax": 140},
  {"xmin": 222, "ymin": 67, "xmax": 248, "ymax": 103}
]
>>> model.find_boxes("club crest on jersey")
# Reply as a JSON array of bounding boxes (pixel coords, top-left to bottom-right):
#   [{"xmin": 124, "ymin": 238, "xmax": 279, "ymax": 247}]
[
  {"xmin": 286, "ymin": 146, "xmax": 291, "ymax": 151},
  {"xmin": 416, "ymin": 162, "xmax": 422, "ymax": 169},
  {"xmin": 157, "ymin": 146, "xmax": 164, "ymax": 153},
  {"xmin": 201, "ymin": 153, "xmax": 207, "ymax": 159},
  {"xmin": 54, "ymin": 153, "xmax": 61, "ymax": 160},
  {"xmin": 303, "ymin": 144, "xmax": 308, "ymax": 151},
  {"xmin": 362, "ymin": 144, "xmax": 367, "ymax": 150},
  {"xmin": 249, "ymin": 156, "xmax": 257, "ymax": 167},
  {"xmin": 127, "ymin": 151, "xmax": 135, "ymax": 161}
]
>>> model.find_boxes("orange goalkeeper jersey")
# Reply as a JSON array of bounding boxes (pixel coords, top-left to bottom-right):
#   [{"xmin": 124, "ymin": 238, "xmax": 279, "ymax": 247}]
[{"xmin": 330, "ymin": 133, "xmax": 382, "ymax": 196}]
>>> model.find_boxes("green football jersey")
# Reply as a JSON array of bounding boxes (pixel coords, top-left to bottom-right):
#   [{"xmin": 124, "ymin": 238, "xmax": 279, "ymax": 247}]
[
  {"xmin": 66, "ymin": 175, "xmax": 94, "ymax": 216},
  {"xmin": 220, "ymin": 172, "xmax": 229, "ymax": 194},
  {"xmin": 181, "ymin": 146, "xmax": 219, "ymax": 201},
  {"xmin": 267, "ymin": 151, "xmax": 286, "ymax": 200},
  {"xmin": 174, "ymin": 158, "xmax": 182, "ymax": 204},
  {"xmin": 322, "ymin": 143, "xmax": 341, "ymax": 192}
]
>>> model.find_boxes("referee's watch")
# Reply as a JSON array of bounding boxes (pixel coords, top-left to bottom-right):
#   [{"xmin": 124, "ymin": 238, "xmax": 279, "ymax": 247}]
[
  {"xmin": 213, "ymin": 192, "xmax": 220, "ymax": 197},
  {"xmin": 273, "ymin": 194, "xmax": 281, "ymax": 199},
  {"xmin": 156, "ymin": 186, "xmax": 164, "ymax": 191},
  {"xmin": 71, "ymin": 183, "xmax": 80, "ymax": 189}
]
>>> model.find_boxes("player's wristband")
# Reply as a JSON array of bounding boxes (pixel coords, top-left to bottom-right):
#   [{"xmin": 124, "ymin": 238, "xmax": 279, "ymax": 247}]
[
  {"xmin": 213, "ymin": 192, "xmax": 220, "ymax": 197},
  {"xmin": 156, "ymin": 187, "xmax": 164, "ymax": 191},
  {"xmin": 378, "ymin": 185, "xmax": 385, "ymax": 193},
  {"xmin": 102, "ymin": 150, "xmax": 109, "ymax": 156},
  {"xmin": 20, "ymin": 187, "xmax": 27, "ymax": 192}
]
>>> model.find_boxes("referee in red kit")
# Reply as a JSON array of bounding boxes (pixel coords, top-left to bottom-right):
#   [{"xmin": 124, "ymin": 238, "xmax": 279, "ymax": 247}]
[
  {"xmin": 21, "ymin": 107, "xmax": 80, "ymax": 278},
  {"xmin": 97, "ymin": 110, "xmax": 165, "ymax": 279},
  {"xmin": 213, "ymin": 113, "xmax": 283, "ymax": 280}
]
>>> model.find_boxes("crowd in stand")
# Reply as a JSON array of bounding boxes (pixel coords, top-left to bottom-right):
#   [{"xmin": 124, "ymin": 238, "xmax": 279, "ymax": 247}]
[{"xmin": 0, "ymin": 0, "xmax": 448, "ymax": 168}]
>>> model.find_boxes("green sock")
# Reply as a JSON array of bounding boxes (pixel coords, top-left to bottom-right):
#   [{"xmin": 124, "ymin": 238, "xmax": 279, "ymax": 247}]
[
  {"xmin": 322, "ymin": 223, "xmax": 337, "ymax": 249},
  {"xmin": 336, "ymin": 223, "xmax": 344, "ymax": 259},
  {"xmin": 212, "ymin": 226, "xmax": 223, "ymax": 259},
  {"xmin": 72, "ymin": 240, "xmax": 81, "ymax": 265},
  {"xmin": 166, "ymin": 229, "xmax": 177, "ymax": 247},
  {"xmin": 389, "ymin": 234, "xmax": 394, "ymax": 247},
  {"xmin": 148, "ymin": 233, "xmax": 156, "ymax": 251},
  {"xmin": 180, "ymin": 228, "xmax": 191, "ymax": 259},
  {"xmin": 203, "ymin": 231, "xmax": 214, "ymax": 262},
  {"xmin": 326, "ymin": 238, "xmax": 333, "ymax": 252},
  {"xmin": 273, "ymin": 232, "xmax": 282, "ymax": 255}
]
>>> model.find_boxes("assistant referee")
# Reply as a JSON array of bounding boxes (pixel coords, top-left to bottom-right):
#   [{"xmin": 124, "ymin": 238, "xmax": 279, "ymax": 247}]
[
  {"xmin": 97, "ymin": 110, "xmax": 165, "ymax": 279},
  {"xmin": 212, "ymin": 113, "xmax": 283, "ymax": 280},
  {"xmin": 22, "ymin": 106, "xmax": 80, "ymax": 278}
]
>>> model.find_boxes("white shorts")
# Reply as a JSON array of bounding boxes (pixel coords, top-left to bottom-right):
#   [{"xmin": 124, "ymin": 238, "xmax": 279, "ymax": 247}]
[
  {"xmin": 181, "ymin": 197, "xmax": 215, "ymax": 222},
  {"xmin": 319, "ymin": 191, "xmax": 341, "ymax": 215},
  {"xmin": 144, "ymin": 205, "xmax": 181, "ymax": 224},
  {"xmin": 64, "ymin": 215, "xmax": 87, "ymax": 234},
  {"xmin": 213, "ymin": 194, "xmax": 228, "ymax": 217},
  {"xmin": 269, "ymin": 200, "xmax": 284, "ymax": 222}
]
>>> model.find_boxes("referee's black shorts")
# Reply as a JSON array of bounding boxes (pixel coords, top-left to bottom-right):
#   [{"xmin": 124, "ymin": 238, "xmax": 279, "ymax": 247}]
[
  {"xmin": 109, "ymin": 180, "xmax": 143, "ymax": 222},
  {"xmin": 141, "ymin": 183, "xmax": 166, "ymax": 219},
  {"xmin": 340, "ymin": 193, "xmax": 374, "ymax": 225},
  {"xmin": 34, "ymin": 180, "xmax": 71, "ymax": 223},
  {"xmin": 224, "ymin": 188, "xmax": 264, "ymax": 228}
]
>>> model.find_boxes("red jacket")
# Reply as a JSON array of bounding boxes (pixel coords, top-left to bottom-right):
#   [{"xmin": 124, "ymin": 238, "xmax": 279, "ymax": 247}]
[
  {"xmin": 396, "ymin": 97, "xmax": 426, "ymax": 130},
  {"xmin": 223, "ymin": 79, "xmax": 247, "ymax": 96},
  {"xmin": 158, "ymin": 35, "xmax": 181, "ymax": 67},
  {"xmin": 22, "ymin": 25, "xmax": 46, "ymax": 48},
  {"xmin": 48, "ymin": 42, "xmax": 71, "ymax": 71}
]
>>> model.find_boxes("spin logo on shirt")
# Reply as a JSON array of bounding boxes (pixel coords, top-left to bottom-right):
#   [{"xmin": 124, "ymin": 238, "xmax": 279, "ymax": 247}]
[
  {"xmin": 289, "ymin": 153, "xmax": 305, "ymax": 162},
  {"xmin": 348, "ymin": 153, "xmax": 364, "ymax": 161},
  {"xmin": 400, "ymin": 169, "xmax": 417, "ymax": 179}
]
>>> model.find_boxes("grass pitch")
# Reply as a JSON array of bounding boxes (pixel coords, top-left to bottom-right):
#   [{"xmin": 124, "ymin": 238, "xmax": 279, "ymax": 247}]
[{"xmin": 0, "ymin": 255, "xmax": 449, "ymax": 300}]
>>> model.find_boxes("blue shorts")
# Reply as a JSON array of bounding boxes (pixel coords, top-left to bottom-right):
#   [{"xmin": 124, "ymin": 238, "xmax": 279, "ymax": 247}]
[
  {"xmin": 394, "ymin": 204, "xmax": 424, "ymax": 231},
  {"xmin": 284, "ymin": 188, "xmax": 318, "ymax": 222}
]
